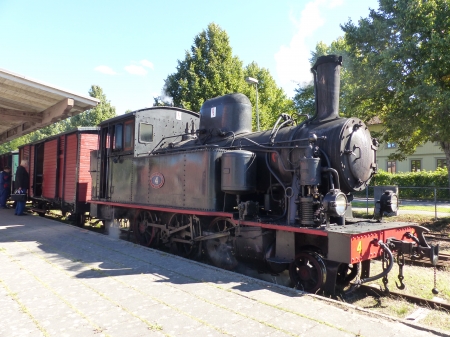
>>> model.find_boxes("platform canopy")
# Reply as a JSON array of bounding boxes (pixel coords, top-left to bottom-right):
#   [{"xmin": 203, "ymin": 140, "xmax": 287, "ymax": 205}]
[{"xmin": 0, "ymin": 68, "xmax": 99, "ymax": 145}]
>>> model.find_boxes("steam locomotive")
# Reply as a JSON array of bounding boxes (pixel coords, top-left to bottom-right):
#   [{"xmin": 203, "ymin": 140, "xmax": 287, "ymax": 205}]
[{"xmin": 89, "ymin": 55, "xmax": 439, "ymax": 294}]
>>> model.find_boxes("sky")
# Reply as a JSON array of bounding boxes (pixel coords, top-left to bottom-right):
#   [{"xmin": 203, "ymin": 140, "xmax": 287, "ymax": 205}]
[{"xmin": 0, "ymin": 0, "xmax": 379, "ymax": 114}]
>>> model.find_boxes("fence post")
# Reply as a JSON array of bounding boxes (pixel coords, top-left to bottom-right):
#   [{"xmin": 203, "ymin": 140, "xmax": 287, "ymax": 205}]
[
  {"xmin": 434, "ymin": 187, "xmax": 437, "ymax": 220},
  {"xmin": 366, "ymin": 185, "xmax": 369, "ymax": 215}
]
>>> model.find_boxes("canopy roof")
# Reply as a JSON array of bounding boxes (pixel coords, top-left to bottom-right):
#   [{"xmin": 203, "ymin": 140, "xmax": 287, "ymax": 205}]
[{"xmin": 0, "ymin": 68, "xmax": 99, "ymax": 145}]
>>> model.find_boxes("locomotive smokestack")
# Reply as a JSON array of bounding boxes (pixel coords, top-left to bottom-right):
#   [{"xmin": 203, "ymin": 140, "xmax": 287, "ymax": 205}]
[{"xmin": 312, "ymin": 55, "xmax": 342, "ymax": 122}]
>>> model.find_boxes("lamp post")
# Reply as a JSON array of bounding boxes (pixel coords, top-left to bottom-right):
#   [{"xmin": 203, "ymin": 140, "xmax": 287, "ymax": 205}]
[{"xmin": 245, "ymin": 76, "xmax": 260, "ymax": 131}]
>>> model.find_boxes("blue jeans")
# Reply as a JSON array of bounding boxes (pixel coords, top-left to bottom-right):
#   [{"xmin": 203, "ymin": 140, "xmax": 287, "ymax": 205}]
[
  {"xmin": 0, "ymin": 189, "xmax": 8, "ymax": 208},
  {"xmin": 15, "ymin": 189, "xmax": 27, "ymax": 215}
]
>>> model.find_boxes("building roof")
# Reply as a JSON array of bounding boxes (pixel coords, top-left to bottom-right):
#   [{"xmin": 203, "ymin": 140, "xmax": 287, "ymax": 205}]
[{"xmin": 0, "ymin": 68, "xmax": 99, "ymax": 145}]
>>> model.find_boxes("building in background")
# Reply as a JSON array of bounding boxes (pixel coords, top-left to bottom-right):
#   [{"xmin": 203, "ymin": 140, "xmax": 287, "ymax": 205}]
[{"xmin": 369, "ymin": 121, "xmax": 446, "ymax": 173}]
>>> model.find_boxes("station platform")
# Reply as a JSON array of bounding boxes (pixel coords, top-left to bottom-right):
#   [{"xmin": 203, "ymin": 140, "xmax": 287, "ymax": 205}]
[{"xmin": 0, "ymin": 209, "xmax": 444, "ymax": 337}]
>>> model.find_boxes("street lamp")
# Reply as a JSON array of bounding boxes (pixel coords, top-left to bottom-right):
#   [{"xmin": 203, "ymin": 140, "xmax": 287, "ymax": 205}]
[{"xmin": 245, "ymin": 76, "xmax": 260, "ymax": 131}]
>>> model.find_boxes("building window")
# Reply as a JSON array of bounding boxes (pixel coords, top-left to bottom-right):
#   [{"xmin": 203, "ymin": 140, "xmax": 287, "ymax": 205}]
[
  {"xmin": 139, "ymin": 123, "xmax": 153, "ymax": 143},
  {"xmin": 386, "ymin": 142, "xmax": 397, "ymax": 149},
  {"xmin": 437, "ymin": 159, "xmax": 446, "ymax": 169},
  {"xmin": 124, "ymin": 120, "xmax": 134, "ymax": 151},
  {"xmin": 387, "ymin": 161, "xmax": 396, "ymax": 173},
  {"xmin": 411, "ymin": 160, "xmax": 421, "ymax": 172}
]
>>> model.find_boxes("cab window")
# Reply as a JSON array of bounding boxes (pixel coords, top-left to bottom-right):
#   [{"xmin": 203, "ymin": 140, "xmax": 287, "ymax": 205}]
[
  {"xmin": 124, "ymin": 121, "xmax": 134, "ymax": 150},
  {"xmin": 139, "ymin": 123, "xmax": 153, "ymax": 143},
  {"xmin": 113, "ymin": 124, "xmax": 123, "ymax": 151}
]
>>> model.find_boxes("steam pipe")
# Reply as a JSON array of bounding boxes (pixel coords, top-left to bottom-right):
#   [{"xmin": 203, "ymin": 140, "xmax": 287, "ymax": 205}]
[{"xmin": 322, "ymin": 167, "xmax": 340, "ymax": 190}]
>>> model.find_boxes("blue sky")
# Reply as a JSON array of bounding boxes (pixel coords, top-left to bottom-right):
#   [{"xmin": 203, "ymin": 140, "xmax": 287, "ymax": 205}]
[{"xmin": 0, "ymin": 0, "xmax": 379, "ymax": 114}]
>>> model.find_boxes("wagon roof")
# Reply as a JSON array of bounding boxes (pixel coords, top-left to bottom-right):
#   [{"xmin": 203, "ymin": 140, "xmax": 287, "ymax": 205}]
[
  {"xmin": 0, "ymin": 68, "xmax": 99, "ymax": 145},
  {"xmin": 17, "ymin": 127, "xmax": 99, "ymax": 148}
]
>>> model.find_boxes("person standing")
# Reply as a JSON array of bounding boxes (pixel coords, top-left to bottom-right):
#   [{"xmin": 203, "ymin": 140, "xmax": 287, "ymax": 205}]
[
  {"xmin": 15, "ymin": 160, "xmax": 29, "ymax": 215},
  {"xmin": 0, "ymin": 166, "xmax": 11, "ymax": 209}
]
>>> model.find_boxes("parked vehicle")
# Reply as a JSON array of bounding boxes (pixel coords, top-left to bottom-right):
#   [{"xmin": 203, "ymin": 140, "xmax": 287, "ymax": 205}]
[
  {"xmin": 18, "ymin": 127, "xmax": 98, "ymax": 224},
  {"xmin": 87, "ymin": 55, "xmax": 439, "ymax": 294}
]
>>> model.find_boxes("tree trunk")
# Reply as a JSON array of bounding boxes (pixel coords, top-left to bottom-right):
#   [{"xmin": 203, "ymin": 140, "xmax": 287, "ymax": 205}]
[{"xmin": 441, "ymin": 142, "xmax": 450, "ymax": 198}]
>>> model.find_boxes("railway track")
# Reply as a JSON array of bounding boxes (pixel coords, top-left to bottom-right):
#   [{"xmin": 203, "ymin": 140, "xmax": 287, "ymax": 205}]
[
  {"xmin": 403, "ymin": 252, "xmax": 450, "ymax": 269},
  {"xmin": 425, "ymin": 233, "xmax": 450, "ymax": 242},
  {"xmin": 357, "ymin": 284, "xmax": 450, "ymax": 311}
]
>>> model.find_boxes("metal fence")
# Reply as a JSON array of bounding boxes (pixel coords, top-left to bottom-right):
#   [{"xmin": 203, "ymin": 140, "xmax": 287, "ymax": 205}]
[{"xmin": 355, "ymin": 186, "xmax": 450, "ymax": 219}]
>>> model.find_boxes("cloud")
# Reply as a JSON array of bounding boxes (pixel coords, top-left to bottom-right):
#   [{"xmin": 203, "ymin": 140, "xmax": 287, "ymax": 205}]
[
  {"xmin": 140, "ymin": 59, "xmax": 154, "ymax": 69},
  {"xmin": 94, "ymin": 65, "xmax": 117, "ymax": 75},
  {"xmin": 275, "ymin": 0, "xmax": 344, "ymax": 96},
  {"xmin": 124, "ymin": 64, "xmax": 148, "ymax": 76}
]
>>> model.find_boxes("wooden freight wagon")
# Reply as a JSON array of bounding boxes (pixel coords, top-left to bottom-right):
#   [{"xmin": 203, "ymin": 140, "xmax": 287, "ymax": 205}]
[{"xmin": 18, "ymin": 127, "xmax": 99, "ymax": 225}]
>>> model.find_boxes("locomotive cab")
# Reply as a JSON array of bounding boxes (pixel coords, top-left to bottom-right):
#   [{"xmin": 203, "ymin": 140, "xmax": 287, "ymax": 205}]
[{"xmin": 90, "ymin": 107, "xmax": 199, "ymax": 217}]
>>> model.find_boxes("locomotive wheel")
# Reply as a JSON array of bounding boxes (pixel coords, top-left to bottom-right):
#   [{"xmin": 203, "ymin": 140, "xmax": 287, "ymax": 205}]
[
  {"xmin": 336, "ymin": 263, "xmax": 360, "ymax": 286},
  {"xmin": 133, "ymin": 211, "xmax": 160, "ymax": 247},
  {"xmin": 204, "ymin": 217, "xmax": 237, "ymax": 270},
  {"xmin": 168, "ymin": 213, "xmax": 199, "ymax": 258},
  {"xmin": 289, "ymin": 251, "xmax": 326, "ymax": 293}
]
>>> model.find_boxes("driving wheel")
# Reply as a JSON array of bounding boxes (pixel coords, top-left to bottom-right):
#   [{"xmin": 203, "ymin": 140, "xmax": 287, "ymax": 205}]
[
  {"xmin": 204, "ymin": 217, "xmax": 237, "ymax": 270},
  {"xmin": 289, "ymin": 251, "xmax": 327, "ymax": 293},
  {"xmin": 133, "ymin": 210, "xmax": 160, "ymax": 247}
]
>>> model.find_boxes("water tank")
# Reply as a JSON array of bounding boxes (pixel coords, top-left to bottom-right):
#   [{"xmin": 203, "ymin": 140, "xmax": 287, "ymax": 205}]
[{"xmin": 221, "ymin": 150, "xmax": 256, "ymax": 194}]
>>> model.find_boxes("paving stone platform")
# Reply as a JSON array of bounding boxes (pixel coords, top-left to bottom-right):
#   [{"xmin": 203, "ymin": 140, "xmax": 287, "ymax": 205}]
[{"xmin": 0, "ymin": 209, "xmax": 445, "ymax": 337}]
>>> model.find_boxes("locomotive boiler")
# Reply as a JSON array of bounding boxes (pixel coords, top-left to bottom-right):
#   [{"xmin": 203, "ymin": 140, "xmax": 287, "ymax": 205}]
[{"xmin": 89, "ymin": 55, "xmax": 439, "ymax": 294}]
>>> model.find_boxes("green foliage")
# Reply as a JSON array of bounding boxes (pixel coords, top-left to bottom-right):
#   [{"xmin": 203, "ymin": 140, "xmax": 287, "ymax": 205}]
[
  {"xmin": 152, "ymin": 96, "xmax": 172, "ymax": 107},
  {"xmin": 243, "ymin": 62, "xmax": 296, "ymax": 130},
  {"xmin": 368, "ymin": 168, "xmax": 450, "ymax": 199},
  {"xmin": 164, "ymin": 23, "xmax": 295, "ymax": 130},
  {"xmin": 293, "ymin": 38, "xmax": 359, "ymax": 120},
  {"xmin": 67, "ymin": 85, "xmax": 116, "ymax": 128},
  {"xmin": 341, "ymin": 0, "xmax": 450, "ymax": 159},
  {"xmin": 164, "ymin": 23, "xmax": 245, "ymax": 112}
]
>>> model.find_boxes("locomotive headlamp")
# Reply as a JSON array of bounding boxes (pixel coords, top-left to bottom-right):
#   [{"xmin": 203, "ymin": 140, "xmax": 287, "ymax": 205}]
[
  {"xmin": 322, "ymin": 190, "xmax": 348, "ymax": 217},
  {"xmin": 379, "ymin": 190, "xmax": 398, "ymax": 214}
]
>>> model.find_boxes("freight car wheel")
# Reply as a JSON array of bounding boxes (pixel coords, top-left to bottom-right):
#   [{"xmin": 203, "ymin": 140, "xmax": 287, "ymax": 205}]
[
  {"xmin": 133, "ymin": 211, "xmax": 160, "ymax": 247},
  {"xmin": 336, "ymin": 263, "xmax": 360, "ymax": 286},
  {"xmin": 205, "ymin": 217, "xmax": 237, "ymax": 270},
  {"xmin": 289, "ymin": 251, "xmax": 326, "ymax": 293},
  {"xmin": 168, "ymin": 213, "xmax": 200, "ymax": 258}
]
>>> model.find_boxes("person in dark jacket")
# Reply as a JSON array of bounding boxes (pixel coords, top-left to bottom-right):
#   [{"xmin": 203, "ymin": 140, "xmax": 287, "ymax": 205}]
[
  {"xmin": 15, "ymin": 160, "xmax": 29, "ymax": 215},
  {"xmin": 0, "ymin": 166, "xmax": 11, "ymax": 208}
]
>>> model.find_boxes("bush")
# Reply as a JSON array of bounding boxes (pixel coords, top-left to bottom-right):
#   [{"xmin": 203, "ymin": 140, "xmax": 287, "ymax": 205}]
[{"xmin": 355, "ymin": 168, "xmax": 450, "ymax": 200}]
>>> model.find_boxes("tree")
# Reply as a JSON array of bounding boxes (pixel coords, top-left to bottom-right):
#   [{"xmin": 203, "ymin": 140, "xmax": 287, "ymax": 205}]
[
  {"xmin": 341, "ymin": 0, "xmax": 450, "ymax": 183},
  {"xmin": 293, "ymin": 38, "xmax": 357, "ymax": 119},
  {"xmin": 153, "ymin": 96, "xmax": 172, "ymax": 107},
  {"xmin": 243, "ymin": 62, "xmax": 296, "ymax": 130},
  {"xmin": 164, "ymin": 23, "xmax": 295, "ymax": 130},
  {"xmin": 67, "ymin": 85, "xmax": 116, "ymax": 128},
  {"xmin": 164, "ymin": 23, "xmax": 245, "ymax": 112}
]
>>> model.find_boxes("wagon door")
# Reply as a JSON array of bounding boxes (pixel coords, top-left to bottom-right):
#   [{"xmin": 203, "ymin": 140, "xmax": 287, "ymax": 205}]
[{"xmin": 42, "ymin": 139, "xmax": 58, "ymax": 199}]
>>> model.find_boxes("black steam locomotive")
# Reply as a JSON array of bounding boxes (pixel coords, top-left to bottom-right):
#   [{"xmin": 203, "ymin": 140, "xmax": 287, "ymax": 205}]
[{"xmin": 89, "ymin": 55, "xmax": 439, "ymax": 294}]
